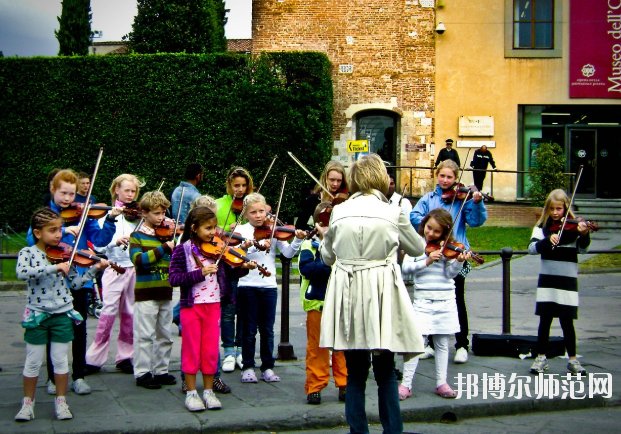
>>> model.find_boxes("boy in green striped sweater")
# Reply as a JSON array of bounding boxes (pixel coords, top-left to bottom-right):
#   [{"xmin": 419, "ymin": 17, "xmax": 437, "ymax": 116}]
[{"xmin": 129, "ymin": 191, "xmax": 177, "ymax": 390}]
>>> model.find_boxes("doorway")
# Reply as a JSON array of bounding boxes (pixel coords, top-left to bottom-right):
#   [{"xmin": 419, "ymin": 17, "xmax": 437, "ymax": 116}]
[{"xmin": 568, "ymin": 129, "xmax": 596, "ymax": 198}]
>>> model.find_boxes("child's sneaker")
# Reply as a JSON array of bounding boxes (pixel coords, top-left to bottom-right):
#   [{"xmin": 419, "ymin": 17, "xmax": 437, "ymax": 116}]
[
  {"xmin": 529, "ymin": 355, "xmax": 548, "ymax": 374},
  {"xmin": 567, "ymin": 359, "xmax": 587, "ymax": 376},
  {"xmin": 55, "ymin": 397, "xmax": 73, "ymax": 420},
  {"xmin": 46, "ymin": 379, "xmax": 56, "ymax": 395},
  {"xmin": 185, "ymin": 392, "xmax": 206, "ymax": 412},
  {"xmin": 14, "ymin": 398, "xmax": 35, "ymax": 421},
  {"xmin": 222, "ymin": 355, "xmax": 236, "ymax": 372},
  {"xmin": 419, "ymin": 346, "xmax": 435, "ymax": 360},
  {"xmin": 203, "ymin": 390, "xmax": 222, "ymax": 410},
  {"xmin": 398, "ymin": 385, "xmax": 412, "ymax": 401},
  {"xmin": 72, "ymin": 378, "xmax": 92, "ymax": 395}
]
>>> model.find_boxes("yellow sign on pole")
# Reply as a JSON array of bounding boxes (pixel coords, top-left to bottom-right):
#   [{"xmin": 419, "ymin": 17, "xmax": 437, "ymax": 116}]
[{"xmin": 347, "ymin": 140, "xmax": 369, "ymax": 153}]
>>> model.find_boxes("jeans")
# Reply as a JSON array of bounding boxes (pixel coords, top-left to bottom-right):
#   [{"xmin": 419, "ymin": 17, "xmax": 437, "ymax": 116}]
[
  {"xmin": 220, "ymin": 279, "xmax": 242, "ymax": 357},
  {"xmin": 344, "ymin": 350, "xmax": 402, "ymax": 434},
  {"xmin": 238, "ymin": 286, "xmax": 277, "ymax": 372}
]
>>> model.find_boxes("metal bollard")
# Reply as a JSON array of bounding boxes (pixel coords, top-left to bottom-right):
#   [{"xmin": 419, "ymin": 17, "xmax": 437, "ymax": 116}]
[
  {"xmin": 500, "ymin": 247, "xmax": 513, "ymax": 335},
  {"xmin": 277, "ymin": 254, "xmax": 296, "ymax": 360}
]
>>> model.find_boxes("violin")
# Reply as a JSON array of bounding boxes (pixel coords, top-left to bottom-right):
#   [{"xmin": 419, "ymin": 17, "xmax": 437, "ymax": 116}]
[
  {"xmin": 60, "ymin": 202, "xmax": 142, "ymax": 223},
  {"xmin": 198, "ymin": 237, "xmax": 271, "ymax": 277},
  {"xmin": 425, "ymin": 241, "xmax": 484, "ymax": 265},
  {"xmin": 221, "ymin": 231, "xmax": 267, "ymax": 251},
  {"xmin": 155, "ymin": 220, "xmax": 184, "ymax": 242},
  {"xmin": 441, "ymin": 183, "xmax": 494, "ymax": 204},
  {"xmin": 549, "ymin": 217, "xmax": 599, "ymax": 233},
  {"xmin": 254, "ymin": 225, "xmax": 317, "ymax": 242},
  {"xmin": 46, "ymin": 242, "xmax": 126, "ymax": 274},
  {"xmin": 231, "ymin": 196, "xmax": 245, "ymax": 214},
  {"xmin": 318, "ymin": 191, "xmax": 349, "ymax": 226}
]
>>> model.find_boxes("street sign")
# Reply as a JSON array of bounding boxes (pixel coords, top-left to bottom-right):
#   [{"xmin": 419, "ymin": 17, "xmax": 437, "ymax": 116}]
[{"xmin": 347, "ymin": 140, "xmax": 369, "ymax": 153}]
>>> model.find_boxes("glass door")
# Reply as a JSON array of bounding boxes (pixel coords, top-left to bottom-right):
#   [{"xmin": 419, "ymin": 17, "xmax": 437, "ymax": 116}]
[{"xmin": 568, "ymin": 129, "xmax": 596, "ymax": 198}]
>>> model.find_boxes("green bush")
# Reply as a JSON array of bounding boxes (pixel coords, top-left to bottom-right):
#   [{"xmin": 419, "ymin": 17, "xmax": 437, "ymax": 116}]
[
  {"xmin": 0, "ymin": 52, "xmax": 333, "ymax": 231},
  {"xmin": 529, "ymin": 142, "xmax": 567, "ymax": 207}
]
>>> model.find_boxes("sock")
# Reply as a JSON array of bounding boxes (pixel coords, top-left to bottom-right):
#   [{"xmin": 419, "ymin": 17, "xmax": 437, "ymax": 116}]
[
  {"xmin": 56, "ymin": 396, "xmax": 66, "ymax": 404},
  {"xmin": 186, "ymin": 390, "xmax": 198, "ymax": 397},
  {"xmin": 23, "ymin": 397, "xmax": 33, "ymax": 405}
]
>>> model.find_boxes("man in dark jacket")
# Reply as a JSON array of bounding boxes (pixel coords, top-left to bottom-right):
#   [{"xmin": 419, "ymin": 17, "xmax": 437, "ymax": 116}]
[
  {"xmin": 470, "ymin": 145, "xmax": 497, "ymax": 191},
  {"xmin": 435, "ymin": 139, "xmax": 461, "ymax": 167}
]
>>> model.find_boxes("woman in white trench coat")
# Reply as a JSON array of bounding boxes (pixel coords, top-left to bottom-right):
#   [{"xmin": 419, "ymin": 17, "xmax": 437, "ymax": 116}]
[{"xmin": 318, "ymin": 154, "xmax": 425, "ymax": 434}]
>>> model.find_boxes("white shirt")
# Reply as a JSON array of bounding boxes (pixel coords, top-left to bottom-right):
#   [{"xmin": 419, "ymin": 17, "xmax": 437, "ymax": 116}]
[{"xmin": 388, "ymin": 192, "xmax": 413, "ymax": 219}]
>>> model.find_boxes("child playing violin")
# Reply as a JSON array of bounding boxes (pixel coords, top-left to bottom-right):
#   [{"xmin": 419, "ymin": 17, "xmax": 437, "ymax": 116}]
[
  {"xmin": 298, "ymin": 202, "xmax": 347, "ymax": 405},
  {"xmin": 27, "ymin": 169, "xmax": 121, "ymax": 395},
  {"xmin": 235, "ymin": 193, "xmax": 307, "ymax": 383},
  {"xmin": 528, "ymin": 189, "xmax": 590, "ymax": 376},
  {"xmin": 16, "ymin": 208, "xmax": 110, "ymax": 421},
  {"xmin": 85, "ymin": 174, "xmax": 144, "ymax": 376},
  {"xmin": 399, "ymin": 208, "xmax": 470, "ymax": 400},
  {"xmin": 129, "ymin": 191, "xmax": 176, "ymax": 390},
  {"xmin": 216, "ymin": 167, "xmax": 254, "ymax": 371},
  {"xmin": 169, "ymin": 206, "xmax": 256, "ymax": 411}
]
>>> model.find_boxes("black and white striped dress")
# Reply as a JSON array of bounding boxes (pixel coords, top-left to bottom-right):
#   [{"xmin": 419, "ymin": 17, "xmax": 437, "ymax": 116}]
[{"xmin": 528, "ymin": 221, "xmax": 591, "ymax": 319}]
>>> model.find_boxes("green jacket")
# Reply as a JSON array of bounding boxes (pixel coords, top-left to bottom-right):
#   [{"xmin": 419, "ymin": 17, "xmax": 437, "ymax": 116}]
[{"xmin": 215, "ymin": 195, "xmax": 247, "ymax": 232}]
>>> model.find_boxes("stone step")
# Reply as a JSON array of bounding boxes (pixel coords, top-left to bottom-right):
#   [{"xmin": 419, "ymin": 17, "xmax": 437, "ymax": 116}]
[
  {"xmin": 575, "ymin": 207, "xmax": 621, "ymax": 215},
  {"xmin": 579, "ymin": 213, "xmax": 621, "ymax": 222}
]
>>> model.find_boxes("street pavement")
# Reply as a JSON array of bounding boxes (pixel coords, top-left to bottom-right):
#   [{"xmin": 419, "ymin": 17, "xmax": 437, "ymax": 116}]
[{"xmin": 0, "ymin": 232, "xmax": 620, "ymax": 433}]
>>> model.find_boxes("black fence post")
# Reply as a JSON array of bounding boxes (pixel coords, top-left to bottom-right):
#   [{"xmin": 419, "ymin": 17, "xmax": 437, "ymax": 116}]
[
  {"xmin": 500, "ymin": 247, "xmax": 513, "ymax": 335},
  {"xmin": 277, "ymin": 254, "xmax": 296, "ymax": 360}
]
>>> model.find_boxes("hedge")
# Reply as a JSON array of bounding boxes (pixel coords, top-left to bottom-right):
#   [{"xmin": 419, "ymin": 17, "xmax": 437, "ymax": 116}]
[{"xmin": 0, "ymin": 52, "xmax": 333, "ymax": 231}]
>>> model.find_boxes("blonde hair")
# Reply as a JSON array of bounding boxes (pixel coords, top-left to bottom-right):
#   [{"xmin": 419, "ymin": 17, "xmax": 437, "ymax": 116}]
[
  {"xmin": 537, "ymin": 189, "xmax": 574, "ymax": 227},
  {"xmin": 348, "ymin": 153, "xmax": 389, "ymax": 196},
  {"xmin": 243, "ymin": 192, "xmax": 266, "ymax": 215},
  {"xmin": 139, "ymin": 191, "xmax": 171, "ymax": 213},
  {"xmin": 191, "ymin": 195, "xmax": 217, "ymax": 212},
  {"xmin": 109, "ymin": 174, "xmax": 145, "ymax": 202},
  {"xmin": 316, "ymin": 161, "xmax": 348, "ymax": 202},
  {"xmin": 225, "ymin": 167, "xmax": 254, "ymax": 197},
  {"xmin": 435, "ymin": 160, "xmax": 460, "ymax": 178},
  {"xmin": 51, "ymin": 169, "xmax": 78, "ymax": 191}
]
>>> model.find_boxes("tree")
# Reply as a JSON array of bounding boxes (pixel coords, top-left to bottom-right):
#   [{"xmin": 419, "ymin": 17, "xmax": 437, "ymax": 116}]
[
  {"xmin": 529, "ymin": 142, "xmax": 568, "ymax": 207},
  {"xmin": 55, "ymin": 0, "xmax": 93, "ymax": 56},
  {"xmin": 125, "ymin": 0, "xmax": 228, "ymax": 54}
]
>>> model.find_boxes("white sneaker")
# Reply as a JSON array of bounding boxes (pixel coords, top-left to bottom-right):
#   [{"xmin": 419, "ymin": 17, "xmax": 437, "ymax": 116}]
[
  {"xmin": 419, "ymin": 346, "xmax": 435, "ymax": 360},
  {"xmin": 203, "ymin": 390, "xmax": 222, "ymax": 410},
  {"xmin": 55, "ymin": 397, "xmax": 73, "ymax": 420},
  {"xmin": 454, "ymin": 348, "xmax": 468, "ymax": 364},
  {"xmin": 72, "ymin": 378, "xmax": 91, "ymax": 395},
  {"xmin": 222, "ymin": 355, "xmax": 236, "ymax": 372},
  {"xmin": 236, "ymin": 354, "xmax": 243, "ymax": 370},
  {"xmin": 46, "ymin": 380, "xmax": 56, "ymax": 395},
  {"xmin": 15, "ymin": 398, "xmax": 35, "ymax": 421},
  {"xmin": 185, "ymin": 392, "xmax": 206, "ymax": 412}
]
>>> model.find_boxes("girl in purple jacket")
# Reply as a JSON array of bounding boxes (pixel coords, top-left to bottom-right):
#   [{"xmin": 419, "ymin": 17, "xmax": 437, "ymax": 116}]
[{"xmin": 169, "ymin": 207, "xmax": 255, "ymax": 412}]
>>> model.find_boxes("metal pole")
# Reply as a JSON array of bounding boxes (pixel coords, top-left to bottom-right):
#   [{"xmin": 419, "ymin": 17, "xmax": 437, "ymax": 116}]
[
  {"xmin": 500, "ymin": 247, "xmax": 513, "ymax": 335},
  {"xmin": 409, "ymin": 168, "xmax": 413, "ymax": 197},
  {"xmin": 490, "ymin": 170, "xmax": 494, "ymax": 197},
  {"xmin": 277, "ymin": 254, "xmax": 296, "ymax": 360}
]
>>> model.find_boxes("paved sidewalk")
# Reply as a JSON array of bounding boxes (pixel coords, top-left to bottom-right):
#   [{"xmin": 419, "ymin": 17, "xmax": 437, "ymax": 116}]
[{"xmin": 0, "ymin": 232, "xmax": 619, "ymax": 433}]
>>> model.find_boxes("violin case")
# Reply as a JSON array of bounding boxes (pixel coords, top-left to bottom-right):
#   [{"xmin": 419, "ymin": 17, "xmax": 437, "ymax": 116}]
[{"xmin": 472, "ymin": 333, "xmax": 566, "ymax": 359}]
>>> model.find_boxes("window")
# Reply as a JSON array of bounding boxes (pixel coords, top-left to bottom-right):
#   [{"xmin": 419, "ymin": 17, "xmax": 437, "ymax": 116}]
[
  {"xmin": 504, "ymin": 0, "xmax": 561, "ymax": 58},
  {"xmin": 514, "ymin": 0, "xmax": 553, "ymax": 49}
]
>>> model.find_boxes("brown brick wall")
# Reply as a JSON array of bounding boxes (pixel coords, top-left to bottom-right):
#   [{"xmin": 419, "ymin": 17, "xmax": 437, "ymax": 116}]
[{"xmin": 252, "ymin": 0, "xmax": 436, "ymax": 194}]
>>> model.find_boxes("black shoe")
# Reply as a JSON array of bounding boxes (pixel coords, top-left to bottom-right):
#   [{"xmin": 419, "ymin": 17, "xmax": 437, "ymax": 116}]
[
  {"xmin": 116, "ymin": 359, "xmax": 134, "ymax": 374},
  {"xmin": 153, "ymin": 373, "xmax": 177, "ymax": 386},
  {"xmin": 213, "ymin": 377, "xmax": 232, "ymax": 394},
  {"xmin": 307, "ymin": 392, "xmax": 321, "ymax": 405},
  {"xmin": 84, "ymin": 364, "xmax": 101, "ymax": 376},
  {"xmin": 136, "ymin": 373, "xmax": 162, "ymax": 389},
  {"xmin": 338, "ymin": 388, "xmax": 346, "ymax": 402}
]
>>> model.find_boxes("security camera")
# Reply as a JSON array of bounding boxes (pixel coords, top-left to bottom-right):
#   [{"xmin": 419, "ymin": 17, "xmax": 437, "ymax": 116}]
[{"xmin": 435, "ymin": 22, "xmax": 446, "ymax": 34}]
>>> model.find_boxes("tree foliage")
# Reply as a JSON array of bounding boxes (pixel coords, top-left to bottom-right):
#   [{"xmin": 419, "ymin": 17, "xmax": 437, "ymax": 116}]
[
  {"xmin": 55, "ymin": 0, "xmax": 92, "ymax": 56},
  {"xmin": 125, "ymin": 0, "xmax": 227, "ymax": 54},
  {"xmin": 0, "ymin": 52, "xmax": 333, "ymax": 230},
  {"xmin": 529, "ymin": 142, "xmax": 568, "ymax": 207}
]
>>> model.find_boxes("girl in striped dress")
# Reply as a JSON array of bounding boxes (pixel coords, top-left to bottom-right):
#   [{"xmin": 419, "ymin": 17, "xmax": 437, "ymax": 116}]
[
  {"xmin": 398, "ymin": 208, "xmax": 470, "ymax": 400},
  {"xmin": 528, "ymin": 189, "xmax": 591, "ymax": 376}
]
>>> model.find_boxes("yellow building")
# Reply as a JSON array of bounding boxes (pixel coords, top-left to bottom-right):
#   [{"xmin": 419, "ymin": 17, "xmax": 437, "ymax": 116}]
[{"xmin": 436, "ymin": 0, "xmax": 621, "ymax": 201}]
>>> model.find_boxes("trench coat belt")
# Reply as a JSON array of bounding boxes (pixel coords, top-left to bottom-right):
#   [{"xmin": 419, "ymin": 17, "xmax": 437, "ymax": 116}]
[{"xmin": 334, "ymin": 257, "xmax": 394, "ymax": 340}]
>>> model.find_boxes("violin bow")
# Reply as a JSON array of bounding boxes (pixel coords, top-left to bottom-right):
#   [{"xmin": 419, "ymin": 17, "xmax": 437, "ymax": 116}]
[
  {"xmin": 398, "ymin": 183, "xmax": 408, "ymax": 207},
  {"xmin": 257, "ymin": 155, "xmax": 278, "ymax": 193},
  {"xmin": 441, "ymin": 190, "xmax": 472, "ymax": 256},
  {"xmin": 266, "ymin": 174, "xmax": 287, "ymax": 255},
  {"xmin": 448, "ymin": 148, "xmax": 471, "ymax": 214},
  {"xmin": 67, "ymin": 147, "xmax": 104, "ymax": 267},
  {"xmin": 553, "ymin": 165, "xmax": 584, "ymax": 250},
  {"xmin": 134, "ymin": 178, "xmax": 166, "ymax": 233},
  {"xmin": 287, "ymin": 152, "xmax": 334, "ymax": 200},
  {"xmin": 172, "ymin": 185, "xmax": 186, "ymax": 246}
]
